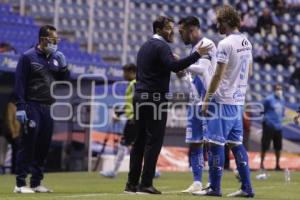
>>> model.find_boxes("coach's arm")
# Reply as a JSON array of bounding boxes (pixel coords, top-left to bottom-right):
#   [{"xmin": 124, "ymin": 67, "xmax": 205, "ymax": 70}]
[{"xmin": 160, "ymin": 43, "xmax": 212, "ymax": 73}]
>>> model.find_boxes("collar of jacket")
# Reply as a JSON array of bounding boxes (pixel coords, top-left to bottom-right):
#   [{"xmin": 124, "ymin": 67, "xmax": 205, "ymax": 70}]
[{"xmin": 153, "ymin": 34, "xmax": 167, "ymax": 43}]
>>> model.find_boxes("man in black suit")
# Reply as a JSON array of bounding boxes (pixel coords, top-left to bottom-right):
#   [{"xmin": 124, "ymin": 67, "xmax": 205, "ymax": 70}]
[{"xmin": 124, "ymin": 16, "xmax": 212, "ymax": 194}]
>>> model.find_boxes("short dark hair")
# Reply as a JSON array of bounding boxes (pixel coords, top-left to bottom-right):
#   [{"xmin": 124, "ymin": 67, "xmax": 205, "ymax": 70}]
[
  {"xmin": 122, "ymin": 63, "xmax": 136, "ymax": 72},
  {"xmin": 274, "ymin": 84, "xmax": 282, "ymax": 90},
  {"xmin": 152, "ymin": 16, "xmax": 174, "ymax": 34},
  {"xmin": 178, "ymin": 16, "xmax": 200, "ymax": 29},
  {"xmin": 39, "ymin": 25, "xmax": 56, "ymax": 43},
  {"xmin": 217, "ymin": 5, "xmax": 241, "ymax": 28}
]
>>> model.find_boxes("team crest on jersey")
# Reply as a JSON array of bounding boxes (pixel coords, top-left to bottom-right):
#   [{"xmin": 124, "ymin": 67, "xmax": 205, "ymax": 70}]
[
  {"xmin": 242, "ymin": 39, "xmax": 248, "ymax": 46},
  {"xmin": 53, "ymin": 59, "xmax": 59, "ymax": 66}
]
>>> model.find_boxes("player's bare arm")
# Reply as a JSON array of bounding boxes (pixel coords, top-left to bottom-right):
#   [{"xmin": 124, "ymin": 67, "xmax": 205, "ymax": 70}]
[
  {"xmin": 202, "ymin": 62, "xmax": 227, "ymax": 114},
  {"xmin": 248, "ymin": 62, "xmax": 253, "ymax": 77}
]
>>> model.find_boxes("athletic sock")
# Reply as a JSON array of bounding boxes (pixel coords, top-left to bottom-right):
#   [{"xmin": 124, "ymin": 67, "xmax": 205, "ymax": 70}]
[
  {"xmin": 231, "ymin": 145, "xmax": 253, "ymax": 194},
  {"xmin": 208, "ymin": 144, "xmax": 224, "ymax": 192},
  {"xmin": 190, "ymin": 146, "xmax": 204, "ymax": 182},
  {"xmin": 113, "ymin": 144, "xmax": 128, "ymax": 174}
]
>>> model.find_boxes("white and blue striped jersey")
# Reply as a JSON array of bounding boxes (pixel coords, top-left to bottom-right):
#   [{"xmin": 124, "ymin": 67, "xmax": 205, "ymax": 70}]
[
  {"xmin": 184, "ymin": 37, "xmax": 217, "ymax": 104},
  {"xmin": 214, "ymin": 33, "xmax": 253, "ymax": 105}
]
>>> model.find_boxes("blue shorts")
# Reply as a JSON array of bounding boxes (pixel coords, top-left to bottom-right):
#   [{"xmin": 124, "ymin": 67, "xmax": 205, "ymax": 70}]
[
  {"xmin": 206, "ymin": 101, "xmax": 244, "ymax": 145},
  {"xmin": 185, "ymin": 105, "xmax": 207, "ymax": 143}
]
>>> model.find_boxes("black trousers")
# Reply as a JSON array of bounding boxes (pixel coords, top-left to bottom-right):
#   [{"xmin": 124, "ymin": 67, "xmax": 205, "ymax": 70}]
[
  {"xmin": 127, "ymin": 94, "xmax": 168, "ymax": 187},
  {"xmin": 120, "ymin": 119, "xmax": 137, "ymax": 146},
  {"xmin": 261, "ymin": 122, "xmax": 282, "ymax": 152},
  {"xmin": 16, "ymin": 102, "xmax": 53, "ymax": 187},
  {"xmin": 2, "ymin": 127, "xmax": 18, "ymax": 174}
]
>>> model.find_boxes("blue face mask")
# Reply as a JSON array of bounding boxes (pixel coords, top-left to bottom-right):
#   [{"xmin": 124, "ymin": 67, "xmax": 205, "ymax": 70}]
[{"xmin": 45, "ymin": 43, "xmax": 57, "ymax": 54}]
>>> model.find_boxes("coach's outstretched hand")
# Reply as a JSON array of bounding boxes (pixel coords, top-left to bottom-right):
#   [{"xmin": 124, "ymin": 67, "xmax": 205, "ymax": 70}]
[{"xmin": 196, "ymin": 41, "xmax": 212, "ymax": 56}]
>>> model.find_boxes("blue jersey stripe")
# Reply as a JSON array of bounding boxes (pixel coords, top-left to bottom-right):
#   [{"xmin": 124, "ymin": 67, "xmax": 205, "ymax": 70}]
[{"xmin": 193, "ymin": 75, "xmax": 206, "ymax": 100}]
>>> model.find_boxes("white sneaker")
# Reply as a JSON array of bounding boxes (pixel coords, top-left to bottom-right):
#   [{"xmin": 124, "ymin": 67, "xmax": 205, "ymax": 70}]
[
  {"xmin": 100, "ymin": 170, "xmax": 116, "ymax": 178},
  {"xmin": 181, "ymin": 182, "xmax": 202, "ymax": 193},
  {"xmin": 13, "ymin": 186, "xmax": 35, "ymax": 193},
  {"xmin": 31, "ymin": 185, "xmax": 53, "ymax": 193},
  {"xmin": 227, "ymin": 189, "xmax": 254, "ymax": 198}
]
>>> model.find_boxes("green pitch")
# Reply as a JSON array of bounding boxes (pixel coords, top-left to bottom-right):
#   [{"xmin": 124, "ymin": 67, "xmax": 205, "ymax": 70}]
[{"xmin": 0, "ymin": 171, "xmax": 299, "ymax": 200}]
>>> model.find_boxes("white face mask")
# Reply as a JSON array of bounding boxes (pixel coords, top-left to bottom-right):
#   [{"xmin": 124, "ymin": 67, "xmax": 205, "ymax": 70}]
[
  {"xmin": 275, "ymin": 90, "xmax": 283, "ymax": 98},
  {"xmin": 45, "ymin": 43, "xmax": 57, "ymax": 54}
]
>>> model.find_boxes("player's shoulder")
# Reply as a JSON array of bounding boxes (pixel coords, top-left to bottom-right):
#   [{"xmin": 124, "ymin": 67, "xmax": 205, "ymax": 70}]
[
  {"xmin": 265, "ymin": 94, "xmax": 275, "ymax": 101},
  {"xmin": 23, "ymin": 46, "xmax": 35, "ymax": 56},
  {"xmin": 19, "ymin": 47, "xmax": 36, "ymax": 62},
  {"xmin": 217, "ymin": 37, "xmax": 232, "ymax": 50}
]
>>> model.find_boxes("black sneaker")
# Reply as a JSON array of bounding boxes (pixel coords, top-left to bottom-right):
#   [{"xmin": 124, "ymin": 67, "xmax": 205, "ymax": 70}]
[
  {"xmin": 136, "ymin": 185, "xmax": 162, "ymax": 195},
  {"xmin": 124, "ymin": 183, "xmax": 137, "ymax": 194},
  {"xmin": 192, "ymin": 186, "xmax": 222, "ymax": 196},
  {"xmin": 275, "ymin": 166, "xmax": 282, "ymax": 171}
]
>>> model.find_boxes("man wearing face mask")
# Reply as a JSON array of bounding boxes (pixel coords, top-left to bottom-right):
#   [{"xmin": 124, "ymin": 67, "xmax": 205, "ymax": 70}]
[
  {"xmin": 124, "ymin": 16, "xmax": 212, "ymax": 195},
  {"xmin": 260, "ymin": 84, "xmax": 285, "ymax": 170},
  {"xmin": 13, "ymin": 25, "xmax": 70, "ymax": 193}
]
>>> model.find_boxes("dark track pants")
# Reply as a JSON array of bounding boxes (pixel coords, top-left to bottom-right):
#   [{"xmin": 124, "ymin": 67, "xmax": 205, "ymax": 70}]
[{"xmin": 16, "ymin": 102, "xmax": 53, "ymax": 187}]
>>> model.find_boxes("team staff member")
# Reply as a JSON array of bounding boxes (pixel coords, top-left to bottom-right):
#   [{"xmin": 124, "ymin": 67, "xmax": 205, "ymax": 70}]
[
  {"xmin": 14, "ymin": 25, "xmax": 70, "ymax": 193},
  {"xmin": 260, "ymin": 84, "xmax": 285, "ymax": 170},
  {"xmin": 124, "ymin": 16, "xmax": 212, "ymax": 195}
]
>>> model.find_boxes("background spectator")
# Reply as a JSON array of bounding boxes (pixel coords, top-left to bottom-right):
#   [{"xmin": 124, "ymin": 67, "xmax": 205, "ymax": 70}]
[{"xmin": 0, "ymin": 42, "xmax": 17, "ymax": 55}]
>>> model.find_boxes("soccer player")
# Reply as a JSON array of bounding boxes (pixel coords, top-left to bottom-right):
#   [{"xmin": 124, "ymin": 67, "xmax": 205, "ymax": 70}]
[
  {"xmin": 195, "ymin": 5, "xmax": 255, "ymax": 197},
  {"xmin": 14, "ymin": 25, "xmax": 69, "ymax": 193},
  {"xmin": 260, "ymin": 84, "xmax": 285, "ymax": 170},
  {"xmin": 177, "ymin": 16, "xmax": 217, "ymax": 193},
  {"xmin": 100, "ymin": 63, "xmax": 136, "ymax": 178}
]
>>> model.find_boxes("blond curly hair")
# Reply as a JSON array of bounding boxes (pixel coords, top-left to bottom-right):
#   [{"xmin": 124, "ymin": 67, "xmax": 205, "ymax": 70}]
[{"xmin": 216, "ymin": 5, "xmax": 241, "ymax": 29}]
